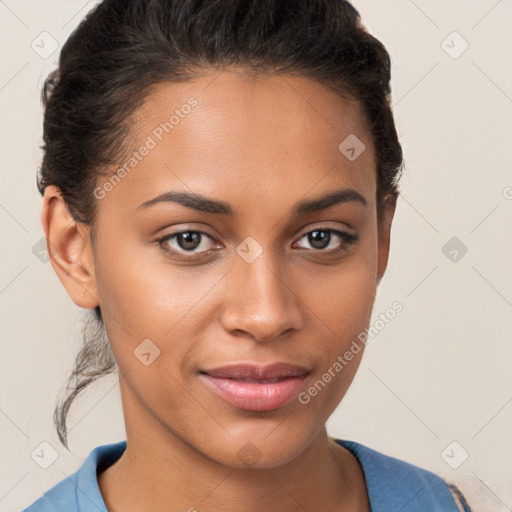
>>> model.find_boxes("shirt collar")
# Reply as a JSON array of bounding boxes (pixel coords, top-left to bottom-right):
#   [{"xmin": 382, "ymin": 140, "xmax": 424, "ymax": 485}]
[{"xmin": 75, "ymin": 440, "xmax": 127, "ymax": 512}]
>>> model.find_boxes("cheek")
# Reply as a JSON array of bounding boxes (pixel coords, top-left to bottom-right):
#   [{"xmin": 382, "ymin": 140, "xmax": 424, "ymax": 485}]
[
  {"xmin": 296, "ymin": 263, "xmax": 377, "ymax": 420},
  {"xmin": 94, "ymin": 231, "xmax": 224, "ymax": 336},
  {"xmin": 302, "ymin": 244, "xmax": 378, "ymax": 409},
  {"xmin": 308, "ymin": 242, "xmax": 378, "ymax": 343},
  {"xmin": 92, "ymin": 241, "xmax": 234, "ymax": 405}
]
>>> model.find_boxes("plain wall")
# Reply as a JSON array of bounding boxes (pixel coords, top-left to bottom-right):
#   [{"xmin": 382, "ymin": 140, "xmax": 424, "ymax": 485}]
[{"xmin": 1, "ymin": 1, "xmax": 511, "ymax": 510}]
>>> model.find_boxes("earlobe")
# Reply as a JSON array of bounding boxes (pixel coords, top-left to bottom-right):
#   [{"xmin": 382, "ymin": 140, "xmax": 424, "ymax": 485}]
[{"xmin": 41, "ymin": 185, "xmax": 99, "ymax": 309}]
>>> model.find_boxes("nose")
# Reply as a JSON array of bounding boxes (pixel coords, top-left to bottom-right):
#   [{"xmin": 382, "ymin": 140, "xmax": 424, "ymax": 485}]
[{"xmin": 220, "ymin": 252, "xmax": 304, "ymax": 342}]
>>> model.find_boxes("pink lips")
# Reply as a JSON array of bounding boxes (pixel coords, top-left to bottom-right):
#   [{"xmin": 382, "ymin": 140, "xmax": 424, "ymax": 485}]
[{"xmin": 199, "ymin": 362, "xmax": 310, "ymax": 411}]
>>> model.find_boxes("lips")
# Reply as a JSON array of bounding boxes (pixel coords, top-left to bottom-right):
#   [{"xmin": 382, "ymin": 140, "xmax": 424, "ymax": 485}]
[
  {"xmin": 199, "ymin": 363, "xmax": 310, "ymax": 411},
  {"xmin": 203, "ymin": 362, "xmax": 310, "ymax": 380}
]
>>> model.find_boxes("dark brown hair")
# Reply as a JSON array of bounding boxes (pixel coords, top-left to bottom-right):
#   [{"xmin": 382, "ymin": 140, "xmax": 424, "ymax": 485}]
[{"xmin": 37, "ymin": 0, "xmax": 404, "ymax": 449}]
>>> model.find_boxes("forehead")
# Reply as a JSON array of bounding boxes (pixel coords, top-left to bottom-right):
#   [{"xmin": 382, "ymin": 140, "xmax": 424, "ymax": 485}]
[
  {"xmin": 138, "ymin": 69, "xmax": 374, "ymax": 159},
  {"xmin": 95, "ymin": 70, "xmax": 377, "ymax": 218}
]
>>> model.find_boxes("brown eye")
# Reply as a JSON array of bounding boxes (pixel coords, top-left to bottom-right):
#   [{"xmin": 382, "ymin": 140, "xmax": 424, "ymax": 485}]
[
  {"xmin": 294, "ymin": 228, "xmax": 358, "ymax": 252},
  {"xmin": 157, "ymin": 230, "xmax": 218, "ymax": 256}
]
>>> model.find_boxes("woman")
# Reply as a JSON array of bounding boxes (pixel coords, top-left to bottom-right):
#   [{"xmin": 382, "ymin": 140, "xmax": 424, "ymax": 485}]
[{"xmin": 23, "ymin": 0, "xmax": 472, "ymax": 510}]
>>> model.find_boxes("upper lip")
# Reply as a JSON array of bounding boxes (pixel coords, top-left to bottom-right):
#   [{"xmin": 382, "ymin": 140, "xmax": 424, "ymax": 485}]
[{"xmin": 201, "ymin": 362, "xmax": 310, "ymax": 380}]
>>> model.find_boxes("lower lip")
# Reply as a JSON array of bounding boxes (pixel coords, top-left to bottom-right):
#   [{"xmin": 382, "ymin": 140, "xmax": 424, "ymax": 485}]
[{"xmin": 199, "ymin": 373, "xmax": 308, "ymax": 411}]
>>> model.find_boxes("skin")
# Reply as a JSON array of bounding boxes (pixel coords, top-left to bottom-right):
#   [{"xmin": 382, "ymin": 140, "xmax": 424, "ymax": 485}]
[{"xmin": 41, "ymin": 69, "xmax": 396, "ymax": 512}]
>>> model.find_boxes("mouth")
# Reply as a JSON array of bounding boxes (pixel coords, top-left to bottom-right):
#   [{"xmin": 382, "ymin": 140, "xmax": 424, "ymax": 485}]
[{"xmin": 199, "ymin": 362, "xmax": 310, "ymax": 412}]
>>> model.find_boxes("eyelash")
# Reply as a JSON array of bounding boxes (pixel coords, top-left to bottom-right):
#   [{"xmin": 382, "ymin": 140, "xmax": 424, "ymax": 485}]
[{"xmin": 155, "ymin": 227, "xmax": 358, "ymax": 260}]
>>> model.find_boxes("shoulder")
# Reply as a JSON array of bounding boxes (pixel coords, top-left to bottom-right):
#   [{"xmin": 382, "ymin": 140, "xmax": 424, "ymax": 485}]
[
  {"xmin": 335, "ymin": 439, "xmax": 470, "ymax": 511},
  {"xmin": 20, "ymin": 441, "xmax": 127, "ymax": 512}
]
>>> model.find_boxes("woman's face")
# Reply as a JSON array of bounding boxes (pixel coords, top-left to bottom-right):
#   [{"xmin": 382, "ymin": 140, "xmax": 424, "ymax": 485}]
[{"xmin": 47, "ymin": 70, "xmax": 395, "ymax": 467}]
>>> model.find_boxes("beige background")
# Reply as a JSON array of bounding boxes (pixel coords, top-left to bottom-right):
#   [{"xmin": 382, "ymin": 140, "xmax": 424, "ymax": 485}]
[{"xmin": 1, "ymin": 1, "xmax": 511, "ymax": 510}]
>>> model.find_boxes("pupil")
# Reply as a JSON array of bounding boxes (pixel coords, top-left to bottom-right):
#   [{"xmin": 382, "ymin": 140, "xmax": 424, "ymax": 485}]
[{"xmin": 309, "ymin": 230, "xmax": 330, "ymax": 249}]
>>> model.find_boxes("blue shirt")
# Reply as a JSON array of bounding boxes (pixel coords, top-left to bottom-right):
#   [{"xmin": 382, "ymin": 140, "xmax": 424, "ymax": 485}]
[{"xmin": 21, "ymin": 439, "xmax": 469, "ymax": 511}]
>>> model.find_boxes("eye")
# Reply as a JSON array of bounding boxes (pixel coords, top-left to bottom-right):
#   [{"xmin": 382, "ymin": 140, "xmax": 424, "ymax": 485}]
[
  {"xmin": 157, "ymin": 229, "xmax": 218, "ymax": 258},
  {"xmin": 293, "ymin": 228, "xmax": 358, "ymax": 254}
]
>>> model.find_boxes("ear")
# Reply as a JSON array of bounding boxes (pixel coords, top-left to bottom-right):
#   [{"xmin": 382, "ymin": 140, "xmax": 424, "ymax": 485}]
[
  {"xmin": 376, "ymin": 197, "xmax": 397, "ymax": 286},
  {"xmin": 41, "ymin": 185, "xmax": 99, "ymax": 309}
]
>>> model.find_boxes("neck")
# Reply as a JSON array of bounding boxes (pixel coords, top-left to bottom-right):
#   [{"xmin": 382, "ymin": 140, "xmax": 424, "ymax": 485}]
[{"xmin": 98, "ymin": 387, "xmax": 369, "ymax": 512}]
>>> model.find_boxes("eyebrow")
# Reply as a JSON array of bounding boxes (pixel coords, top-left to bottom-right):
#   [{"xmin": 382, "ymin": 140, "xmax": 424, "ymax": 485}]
[{"xmin": 136, "ymin": 187, "xmax": 368, "ymax": 216}]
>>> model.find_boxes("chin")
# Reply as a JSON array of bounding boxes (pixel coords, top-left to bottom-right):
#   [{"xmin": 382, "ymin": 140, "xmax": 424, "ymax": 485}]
[{"xmin": 198, "ymin": 420, "xmax": 318, "ymax": 470}]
